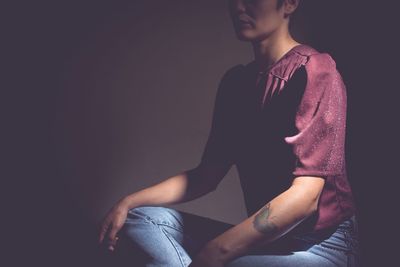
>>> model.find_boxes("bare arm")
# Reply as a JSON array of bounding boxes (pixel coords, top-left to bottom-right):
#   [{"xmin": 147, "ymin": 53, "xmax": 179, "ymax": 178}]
[
  {"xmin": 121, "ymin": 162, "xmax": 231, "ymax": 209},
  {"xmin": 98, "ymin": 161, "xmax": 231, "ymax": 248},
  {"xmin": 193, "ymin": 176, "xmax": 325, "ymax": 265}
]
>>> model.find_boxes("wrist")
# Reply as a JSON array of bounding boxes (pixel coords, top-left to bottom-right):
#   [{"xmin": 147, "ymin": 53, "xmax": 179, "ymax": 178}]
[{"xmin": 119, "ymin": 195, "xmax": 137, "ymax": 210}]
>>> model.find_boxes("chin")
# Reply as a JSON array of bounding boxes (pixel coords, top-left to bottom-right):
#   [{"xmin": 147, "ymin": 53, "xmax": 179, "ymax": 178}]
[{"xmin": 235, "ymin": 30, "xmax": 258, "ymax": 42}]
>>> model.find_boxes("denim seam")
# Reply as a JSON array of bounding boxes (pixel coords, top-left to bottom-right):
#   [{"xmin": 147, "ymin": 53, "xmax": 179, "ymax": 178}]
[
  {"xmin": 159, "ymin": 226, "xmax": 187, "ymax": 267},
  {"xmin": 127, "ymin": 212, "xmax": 188, "ymax": 266},
  {"xmin": 319, "ymin": 242, "xmax": 351, "ymax": 254},
  {"xmin": 127, "ymin": 210, "xmax": 155, "ymax": 224},
  {"xmin": 343, "ymin": 227, "xmax": 359, "ymax": 257},
  {"xmin": 137, "ymin": 213, "xmax": 182, "ymax": 232},
  {"xmin": 156, "ymin": 222, "xmax": 185, "ymax": 234}
]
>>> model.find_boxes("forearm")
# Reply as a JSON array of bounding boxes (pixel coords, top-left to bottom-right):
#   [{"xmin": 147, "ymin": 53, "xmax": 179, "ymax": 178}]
[
  {"xmin": 121, "ymin": 168, "xmax": 214, "ymax": 209},
  {"xmin": 206, "ymin": 176, "xmax": 324, "ymax": 264}
]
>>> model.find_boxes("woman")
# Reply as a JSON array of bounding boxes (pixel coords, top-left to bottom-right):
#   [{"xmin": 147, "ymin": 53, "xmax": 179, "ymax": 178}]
[{"xmin": 98, "ymin": 0, "xmax": 360, "ymax": 266}]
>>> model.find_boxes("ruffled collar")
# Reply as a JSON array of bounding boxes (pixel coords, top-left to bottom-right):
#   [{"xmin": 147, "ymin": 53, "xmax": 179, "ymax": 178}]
[{"xmin": 244, "ymin": 44, "xmax": 319, "ymax": 81}]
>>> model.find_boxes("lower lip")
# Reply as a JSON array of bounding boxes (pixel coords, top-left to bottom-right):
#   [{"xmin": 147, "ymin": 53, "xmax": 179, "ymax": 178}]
[
  {"xmin": 239, "ymin": 20, "xmax": 252, "ymax": 25},
  {"xmin": 239, "ymin": 22, "xmax": 252, "ymax": 28}
]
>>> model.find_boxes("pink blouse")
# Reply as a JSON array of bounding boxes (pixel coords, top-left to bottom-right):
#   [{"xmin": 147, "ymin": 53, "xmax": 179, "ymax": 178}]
[{"xmin": 200, "ymin": 44, "xmax": 356, "ymax": 232}]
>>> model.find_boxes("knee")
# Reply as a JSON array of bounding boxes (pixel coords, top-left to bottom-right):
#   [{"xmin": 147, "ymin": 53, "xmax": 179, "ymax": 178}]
[
  {"xmin": 121, "ymin": 206, "xmax": 182, "ymax": 241},
  {"xmin": 120, "ymin": 206, "xmax": 167, "ymax": 240},
  {"xmin": 126, "ymin": 206, "xmax": 180, "ymax": 224}
]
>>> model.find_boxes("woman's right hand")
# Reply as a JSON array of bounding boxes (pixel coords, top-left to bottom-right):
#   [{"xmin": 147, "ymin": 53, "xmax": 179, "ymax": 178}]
[{"xmin": 98, "ymin": 198, "xmax": 131, "ymax": 251}]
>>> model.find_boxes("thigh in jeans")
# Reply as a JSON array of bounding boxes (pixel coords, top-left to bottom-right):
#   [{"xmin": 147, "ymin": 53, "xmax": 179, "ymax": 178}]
[
  {"xmin": 226, "ymin": 216, "xmax": 360, "ymax": 267},
  {"xmin": 293, "ymin": 216, "xmax": 360, "ymax": 267},
  {"xmin": 309, "ymin": 216, "xmax": 361, "ymax": 267},
  {"xmin": 116, "ymin": 206, "xmax": 235, "ymax": 265}
]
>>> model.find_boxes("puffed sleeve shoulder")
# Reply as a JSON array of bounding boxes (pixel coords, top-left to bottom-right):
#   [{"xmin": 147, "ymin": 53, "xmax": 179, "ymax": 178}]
[
  {"xmin": 284, "ymin": 53, "xmax": 348, "ymax": 178},
  {"xmin": 199, "ymin": 64, "xmax": 245, "ymax": 167}
]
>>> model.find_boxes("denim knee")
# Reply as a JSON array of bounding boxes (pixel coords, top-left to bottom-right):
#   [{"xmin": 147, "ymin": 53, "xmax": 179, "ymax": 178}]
[
  {"xmin": 127, "ymin": 206, "xmax": 165, "ymax": 222},
  {"xmin": 117, "ymin": 207, "xmax": 189, "ymax": 266},
  {"xmin": 120, "ymin": 206, "xmax": 177, "ymax": 242},
  {"xmin": 126, "ymin": 206, "xmax": 184, "ymax": 230}
]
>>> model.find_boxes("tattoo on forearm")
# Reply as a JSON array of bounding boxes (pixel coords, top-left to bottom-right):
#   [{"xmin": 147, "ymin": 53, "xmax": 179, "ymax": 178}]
[{"xmin": 252, "ymin": 203, "xmax": 279, "ymax": 235}]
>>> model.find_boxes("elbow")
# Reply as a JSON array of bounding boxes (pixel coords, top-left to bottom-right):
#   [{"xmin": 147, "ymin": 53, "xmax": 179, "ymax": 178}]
[
  {"xmin": 308, "ymin": 199, "xmax": 319, "ymax": 215},
  {"xmin": 203, "ymin": 179, "xmax": 219, "ymax": 193},
  {"xmin": 185, "ymin": 167, "xmax": 219, "ymax": 194},
  {"xmin": 294, "ymin": 198, "xmax": 319, "ymax": 223},
  {"xmin": 190, "ymin": 162, "xmax": 229, "ymax": 192},
  {"xmin": 305, "ymin": 193, "xmax": 321, "ymax": 218},
  {"xmin": 290, "ymin": 176, "xmax": 325, "ymax": 217},
  {"xmin": 293, "ymin": 190, "xmax": 321, "ymax": 219}
]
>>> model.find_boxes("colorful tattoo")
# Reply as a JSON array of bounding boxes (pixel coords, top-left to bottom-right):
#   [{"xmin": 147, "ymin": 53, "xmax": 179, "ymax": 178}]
[{"xmin": 252, "ymin": 203, "xmax": 278, "ymax": 235}]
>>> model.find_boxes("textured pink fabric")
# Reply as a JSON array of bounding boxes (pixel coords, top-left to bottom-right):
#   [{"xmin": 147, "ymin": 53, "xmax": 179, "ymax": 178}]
[
  {"xmin": 280, "ymin": 45, "xmax": 356, "ymax": 230},
  {"xmin": 284, "ymin": 52, "xmax": 346, "ymax": 178},
  {"xmin": 200, "ymin": 44, "xmax": 356, "ymax": 232}
]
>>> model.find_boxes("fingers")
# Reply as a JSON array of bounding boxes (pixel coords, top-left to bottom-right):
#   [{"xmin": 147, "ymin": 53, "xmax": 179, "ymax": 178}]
[
  {"xmin": 98, "ymin": 221, "xmax": 110, "ymax": 244},
  {"xmin": 107, "ymin": 236, "xmax": 119, "ymax": 251},
  {"xmin": 99, "ymin": 224, "xmax": 120, "ymax": 252},
  {"xmin": 98, "ymin": 207, "xmax": 128, "ymax": 251},
  {"xmin": 107, "ymin": 226, "xmax": 121, "ymax": 251}
]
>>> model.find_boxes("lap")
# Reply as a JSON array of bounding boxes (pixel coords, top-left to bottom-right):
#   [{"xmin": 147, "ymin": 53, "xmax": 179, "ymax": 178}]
[
  {"xmin": 226, "ymin": 216, "xmax": 359, "ymax": 267},
  {"xmin": 122, "ymin": 206, "xmax": 359, "ymax": 267}
]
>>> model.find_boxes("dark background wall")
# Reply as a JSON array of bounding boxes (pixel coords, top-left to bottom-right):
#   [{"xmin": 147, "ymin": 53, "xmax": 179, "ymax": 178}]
[{"xmin": 5, "ymin": 1, "xmax": 395, "ymax": 266}]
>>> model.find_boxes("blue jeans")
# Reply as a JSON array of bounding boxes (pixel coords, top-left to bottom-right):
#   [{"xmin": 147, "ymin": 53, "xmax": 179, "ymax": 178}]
[{"xmin": 113, "ymin": 206, "xmax": 360, "ymax": 267}]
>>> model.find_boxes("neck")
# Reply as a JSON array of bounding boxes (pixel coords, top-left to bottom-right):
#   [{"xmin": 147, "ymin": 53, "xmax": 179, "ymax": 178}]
[{"xmin": 251, "ymin": 25, "xmax": 301, "ymax": 71}]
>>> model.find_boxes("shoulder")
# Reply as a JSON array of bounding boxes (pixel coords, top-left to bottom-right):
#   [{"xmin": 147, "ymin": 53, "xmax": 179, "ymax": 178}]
[
  {"xmin": 304, "ymin": 52, "xmax": 338, "ymax": 77},
  {"xmin": 303, "ymin": 52, "xmax": 345, "ymax": 96},
  {"xmin": 267, "ymin": 44, "xmax": 337, "ymax": 82},
  {"xmin": 297, "ymin": 45, "xmax": 342, "ymax": 80},
  {"xmin": 221, "ymin": 64, "xmax": 246, "ymax": 80},
  {"xmin": 216, "ymin": 64, "xmax": 247, "ymax": 95},
  {"xmin": 288, "ymin": 45, "xmax": 344, "ymax": 93},
  {"xmin": 300, "ymin": 49, "xmax": 347, "ymax": 107},
  {"xmin": 214, "ymin": 64, "xmax": 246, "ymax": 103}
]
